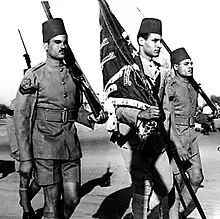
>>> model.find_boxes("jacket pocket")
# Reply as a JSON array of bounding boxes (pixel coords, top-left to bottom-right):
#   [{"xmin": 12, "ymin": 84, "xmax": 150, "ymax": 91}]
[{"xmin": 36, "ymin": 121, "xmax": 63, "ymax": 137}]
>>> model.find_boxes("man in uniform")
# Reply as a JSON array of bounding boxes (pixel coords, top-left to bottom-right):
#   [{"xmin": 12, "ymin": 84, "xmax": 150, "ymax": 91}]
[
  {"xmin": 116, "ymin": 18, "xmax": 173, "ymax": 218},
  {"xmin": 14, "ymin": 18, "xmax": 107, "ymax": 219},
  {"xmin": 164, "ymin": 48, "xmax": 204, "ymax": 218}
]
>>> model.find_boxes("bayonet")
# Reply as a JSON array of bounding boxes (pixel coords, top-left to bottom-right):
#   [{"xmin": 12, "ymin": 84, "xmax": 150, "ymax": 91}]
[{"xmin": 18, "ymin": 29, "xmax": 31, "ymax": 69}]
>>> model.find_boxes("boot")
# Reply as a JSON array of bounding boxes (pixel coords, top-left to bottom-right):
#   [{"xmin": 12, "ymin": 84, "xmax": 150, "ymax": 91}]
[
  {"xmin": 35, "ymin": 207, "xmax": 44, "ymax": 219},
  {"xmin": 179, "ymin": 212, "xmax": 187, "ymax": 219},
  {"xmin": 97, "ymin": 167, "xmax": 113, "ymax": 187},
  {"xmin": 22, "ymin": 209, "xmax": 36, "ymax": 219}
]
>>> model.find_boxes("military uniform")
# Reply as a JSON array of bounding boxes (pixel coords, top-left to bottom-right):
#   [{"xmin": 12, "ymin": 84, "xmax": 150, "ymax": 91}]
[
  {"xmin": 13, "ymin": 17, "xmax": 107, "ymax": 219},
  {"xmin": 165, "ymin": 47, "xmax": 204, "ymax": 219},
  {"xmin": 115, "ymin": 20, "xmax": 173, "ymax": 217},
  {"xmin": 164, "ymin": 63, "xmax": 202, "ymax": 174},
  {"xmin": 14, "ymin": 57, "xmax": 93, "ymax": 185}
]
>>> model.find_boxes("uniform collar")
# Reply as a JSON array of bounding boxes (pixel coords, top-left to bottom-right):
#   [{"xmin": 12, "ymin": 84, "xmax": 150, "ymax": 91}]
[
  {"xmin": 175, "ymin": 74, "xmax": 190, "ymax": 83},
  {"xmin": 140, "ymin": 55, "xmax": 160, "ymax": 80},
  {"xmin": 46, "ymin": 56, "xmax": 65, "ymax": 67}
]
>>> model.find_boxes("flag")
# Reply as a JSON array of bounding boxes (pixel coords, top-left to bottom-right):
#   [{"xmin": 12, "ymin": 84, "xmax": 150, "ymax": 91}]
[{"xmin": 99, "ymin": 0, "xmax": 157, "ymax": 110}]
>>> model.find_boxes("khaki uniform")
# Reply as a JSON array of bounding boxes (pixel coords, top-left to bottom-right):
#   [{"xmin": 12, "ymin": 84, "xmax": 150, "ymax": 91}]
[
  {"xmin": 6, "ymin": 99, "xmax": 18, "ymax": 157},
  {"xmin": 164, "ymin": 75, "xmax": 202, "ymax": 174},
  {"xmin": 14, "ymin": 57, "xmax": 93, "ymax": 184},
  {"xmin": 6, "ymin": 99, "xmax": 20, "ymax": 171}
]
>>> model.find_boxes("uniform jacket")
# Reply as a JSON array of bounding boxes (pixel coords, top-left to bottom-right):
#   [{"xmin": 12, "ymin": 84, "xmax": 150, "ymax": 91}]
[
  {"xmin": 115, "ymin": 56, "xmax": 170, "ymax": 149},
  {"xmin": 164, "ymin": 75, "xmax": 198, "ymax": 149},
  {"xmin": 6, "ymin": 99, "xmax": 19, "ymax": 159},
  {"xmin": 14, "ymin": 57, "xmax": 94, "ymax": 161}
]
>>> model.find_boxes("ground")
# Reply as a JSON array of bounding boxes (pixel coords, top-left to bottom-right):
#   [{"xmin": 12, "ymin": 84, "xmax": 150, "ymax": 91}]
[{"xmin": 0, "ymin": 121, "xmax": 220, "ymax": 218}]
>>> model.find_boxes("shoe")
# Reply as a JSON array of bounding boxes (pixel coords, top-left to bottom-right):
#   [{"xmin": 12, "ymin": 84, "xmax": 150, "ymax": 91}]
[
  {"xmin": 35, "ymin": 207, "xmax": 44, "ymax": 219},
  {"xmin": 92, "ymin": 212, "xmax": 100, "ymax": 218},
  {"xmin": 179, "ymin": 212, "xmax": 187, "ymax": 219},
  {"xmin": 98, "ymin": 168, "xmax": 113, "ymax": 187},
  {"xmin": 22, "ymin": 211, "xmax": 36, "ymax": 219}
]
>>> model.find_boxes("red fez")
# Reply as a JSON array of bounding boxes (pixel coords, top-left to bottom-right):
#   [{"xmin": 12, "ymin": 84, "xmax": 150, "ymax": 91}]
[
  {"xmin": 138, "ymin": 18, "xmax": 162, "ymax": 37},
  {"xmin": 171, "ymin": 47, "xmax": 191, "ymax": 65},
  {"xmin": 42, "ymin": 18, "xmax": 67, "ymax": 43}
]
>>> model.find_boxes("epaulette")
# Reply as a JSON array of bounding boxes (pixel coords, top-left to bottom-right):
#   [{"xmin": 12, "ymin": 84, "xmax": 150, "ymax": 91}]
[
  {"xmin": 32, "ymin": 62, "xmax": 45, "ymax": 72},
  {"xmin": 18, "ymin": 63, "xmax": 44, "ymax": 95}
]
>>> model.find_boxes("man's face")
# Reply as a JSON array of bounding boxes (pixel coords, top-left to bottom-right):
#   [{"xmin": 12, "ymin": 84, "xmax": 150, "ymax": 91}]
[
  {"xmin": 175, "ymin": 59, "xmax": 193, "ymax": 77},
  {"xmin": 45, "ymin": 34, "xmax": 68, "ymax": 60},
  {"xmin": 139, "ymin": 33, "xmax": 162, "ymax": 58}
]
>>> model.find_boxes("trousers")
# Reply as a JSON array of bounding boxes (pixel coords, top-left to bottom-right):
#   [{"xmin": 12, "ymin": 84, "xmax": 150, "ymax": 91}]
[{"xmin": 121, "ymin": 145, "xmax": 173, "ymax": 218}]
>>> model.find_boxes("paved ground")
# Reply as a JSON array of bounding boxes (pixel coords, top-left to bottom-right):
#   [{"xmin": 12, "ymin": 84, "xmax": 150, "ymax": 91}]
[{"xmin": 0, "ymin": 122, "xmax": 220, "ymax": 218}]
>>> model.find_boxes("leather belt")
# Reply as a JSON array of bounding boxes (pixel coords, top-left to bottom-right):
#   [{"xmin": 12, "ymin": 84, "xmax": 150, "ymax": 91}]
[
  {"xmin": 36, "ymin": 107, "xmax": 78, "ymax": 124},
  {"xmin": 174, "ymin": 115, "xmax": 195, "ymax": 127}
]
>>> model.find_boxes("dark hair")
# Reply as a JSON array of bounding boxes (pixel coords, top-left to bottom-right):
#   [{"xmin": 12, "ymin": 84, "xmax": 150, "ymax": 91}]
[{"xmin": 137, "ymin": 33, "xmax": 150, "ymax": 45}]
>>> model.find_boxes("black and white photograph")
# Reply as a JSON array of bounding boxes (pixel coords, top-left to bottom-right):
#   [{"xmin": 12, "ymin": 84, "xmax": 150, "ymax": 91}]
[{"xmin": 0, "ymin": 0, "xmax": 220, "ymax": 218}]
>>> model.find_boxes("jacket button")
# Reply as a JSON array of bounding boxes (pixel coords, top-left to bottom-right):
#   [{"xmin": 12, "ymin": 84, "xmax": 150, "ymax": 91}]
[
  {"xmin": 63, "ymin": 93, "xmax": 67, "ymax": 98},
  {"xmin": 62, "ymin": 81, "xmax": 65, "ymax": 85}
]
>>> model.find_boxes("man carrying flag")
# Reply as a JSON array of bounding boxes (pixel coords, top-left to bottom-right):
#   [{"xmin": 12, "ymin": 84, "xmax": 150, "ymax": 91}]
[{"xmin": 99, "ymin": 0, "xmax": 173, "ymax": 218}]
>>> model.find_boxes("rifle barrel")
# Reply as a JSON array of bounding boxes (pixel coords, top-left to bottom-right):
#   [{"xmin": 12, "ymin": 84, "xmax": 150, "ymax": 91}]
[
  {"xmin": 18, "ymin": 29, "xmax": 31, "ymax": 69},
  {"xmin": 18, "ymin": 29, "xmax": 28, "ymax": 54},
  {"xmin": 41, "ymin": 1, "xmax": 53, "ymax": 19}
]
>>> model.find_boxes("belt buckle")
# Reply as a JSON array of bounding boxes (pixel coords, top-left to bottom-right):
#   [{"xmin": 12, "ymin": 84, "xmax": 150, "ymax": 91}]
[{"xmin": 61, "ymin": 108, "xmax": 68, "ymax": 124}]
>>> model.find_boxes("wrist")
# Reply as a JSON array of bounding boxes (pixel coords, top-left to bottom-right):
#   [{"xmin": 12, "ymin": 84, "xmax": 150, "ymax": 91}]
[{"xmin": 137, "ymin": 110, "xmax": 146, "ymax": 120}]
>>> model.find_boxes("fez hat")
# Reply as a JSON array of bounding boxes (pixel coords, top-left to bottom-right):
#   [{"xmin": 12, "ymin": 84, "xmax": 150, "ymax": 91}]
[
  {"xmin": 42, "ymin": 18, "xmax": 67, "ymax": 43},
  {"xmin": 171, "ymin": 47, "xmax": 191, "ymax": 65},
  {"xmin": 138, "ymin": 18, "xmax": 162, "ymax": 37}
]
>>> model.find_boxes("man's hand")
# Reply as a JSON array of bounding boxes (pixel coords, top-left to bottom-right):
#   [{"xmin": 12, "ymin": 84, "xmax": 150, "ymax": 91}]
[
  {"xmin": 137, "ymin": 106, "xmax": 161, "ymax": 121},
  {"xmin": 177, "ymin": 146, "xmax": 190, "ymax": 161},
  {"xmin": 88, "ymin": 110, "xmax": 108, "ymax": 124},
  {"xmin": 19, "ymin": 160, "xmax": 33, "ymax": 179}
]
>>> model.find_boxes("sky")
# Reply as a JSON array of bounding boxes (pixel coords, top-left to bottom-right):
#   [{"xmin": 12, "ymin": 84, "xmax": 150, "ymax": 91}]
[{"xmin": 0, "ymin": 0, "xmax": 220, "ymax": 105}]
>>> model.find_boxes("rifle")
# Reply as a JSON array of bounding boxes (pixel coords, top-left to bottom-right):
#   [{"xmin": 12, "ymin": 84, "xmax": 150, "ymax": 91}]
[
  {"xmin": 18, "ymin": 29, "xmax": 31, "ymax": 70},
  {"xmin": 41, "ymin": 1, "xmax": 104, "ymax": 118}
]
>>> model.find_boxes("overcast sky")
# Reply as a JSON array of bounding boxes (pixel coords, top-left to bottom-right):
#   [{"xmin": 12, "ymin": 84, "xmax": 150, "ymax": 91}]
[{"xmin": 0, "ymin": 0, "xmax": 219, "ymax": 105}]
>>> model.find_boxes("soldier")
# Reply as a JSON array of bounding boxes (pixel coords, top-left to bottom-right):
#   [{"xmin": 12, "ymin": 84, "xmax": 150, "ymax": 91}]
[
  {"xmin": 116, "ymin": 18, "xmax": 173, "ymax": 218},
  {"xmin": 164, "ymin": 48, "xmax": 204, "ymax": 218},
  {"xmin": 14, "ymin": 18, "xmax": 107, "ymax": 219}
]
